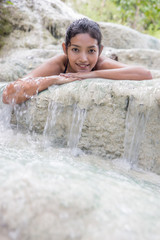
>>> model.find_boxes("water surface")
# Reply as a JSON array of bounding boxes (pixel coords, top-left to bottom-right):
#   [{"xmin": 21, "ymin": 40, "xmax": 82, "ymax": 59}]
[{"xmin": 0, "ymin": 87, "xmax": 160, "ymax": 240}]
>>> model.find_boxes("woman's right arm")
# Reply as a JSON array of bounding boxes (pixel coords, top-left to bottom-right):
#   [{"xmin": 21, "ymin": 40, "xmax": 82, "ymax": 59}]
[
  {"xmin": 2, "ymin": 75, "xmax": 80, "ymax": 105},
  {"xmin": 2, "ymin": 55, "xmax": 76, "ymax": 105},
  {"xmin": 2, "ymin": 76, "xmax": 57, "ymax": 104}
]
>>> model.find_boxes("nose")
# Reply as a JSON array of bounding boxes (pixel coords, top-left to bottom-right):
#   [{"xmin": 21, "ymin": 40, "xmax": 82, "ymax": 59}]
[{"xmin": 79, "ymin": 52, "xmax": 88, "ymax": 62}]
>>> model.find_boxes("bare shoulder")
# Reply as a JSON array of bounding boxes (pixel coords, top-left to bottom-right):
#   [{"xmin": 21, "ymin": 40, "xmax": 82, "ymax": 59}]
[
  {"xmin": 27, "ymin": 54, "xmax": 67, "ymax": 78},
  {"xmin": 95, "ymin": 56, "xmax": 128, "ymax": 70},
  {"xmin": 45, "ymin": 54, "xmax": 67, "ymax": 73},
  {"xmin": 48, "ymin": 54, "xmax": 66, "ymax": 65}
]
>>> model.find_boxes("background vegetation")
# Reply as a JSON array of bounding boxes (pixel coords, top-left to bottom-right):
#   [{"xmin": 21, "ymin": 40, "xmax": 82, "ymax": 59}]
[{"xmin": 62, "ymin": 0, "xmax": 160, "ymax": 39}]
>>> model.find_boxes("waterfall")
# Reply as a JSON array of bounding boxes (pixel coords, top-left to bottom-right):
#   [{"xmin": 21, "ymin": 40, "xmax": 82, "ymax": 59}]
[
  {"xmin": 0, "ymin": 83, "xmax": 13, "ymax": 129},
  {"xmin": 43, "ymin": 100, "xmax": 86, "ymax": 154},
  {"xmin": 68, "ymin": 104, "xmax": 86, "ymax": 156},
  {"xmin": 123, "ymin": 89, "xmax": 154, "ymax": 168},
  {"xmin": 43, "ymin": 101, "xmax": 65, "ymax": 147}
]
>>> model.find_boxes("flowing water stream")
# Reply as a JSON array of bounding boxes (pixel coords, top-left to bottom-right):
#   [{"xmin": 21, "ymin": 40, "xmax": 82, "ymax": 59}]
[{"xmin": 0, "ymin": 84, "xmax": 160, "ymax": 240}]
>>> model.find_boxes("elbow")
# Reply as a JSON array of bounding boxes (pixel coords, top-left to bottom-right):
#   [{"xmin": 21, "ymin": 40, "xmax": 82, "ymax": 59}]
[
  {"xmin": 136, "ymin": 67, "xmax": 152, "ymax": 80},
  {"xmin": 146, "ymin": 70, "xmax": 153, "ymax": 80},
  {"xmin": 141, "ymin": 68, "xmax": 152, "ymax": 80}
]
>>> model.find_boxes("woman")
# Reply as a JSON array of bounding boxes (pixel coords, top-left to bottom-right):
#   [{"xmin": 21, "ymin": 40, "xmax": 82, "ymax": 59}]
[{"xmin": 2, "ymin": 18, "xmax": 152, "ymax": 105}]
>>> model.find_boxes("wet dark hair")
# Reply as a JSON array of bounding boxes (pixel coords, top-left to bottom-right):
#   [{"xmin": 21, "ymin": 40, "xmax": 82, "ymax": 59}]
[{"xmin": 65, "ymin": 18, "xmax": 102, "ymax": 49}]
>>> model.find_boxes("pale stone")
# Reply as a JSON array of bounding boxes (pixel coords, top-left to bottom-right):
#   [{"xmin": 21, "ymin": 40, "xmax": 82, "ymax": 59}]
[
  {"xmin": 104, "ymin": 48, "xmax": 160, "ymax": 70},
  {"xmin": 100, "ymin": 22, "xmax": 160, "ymax": 49},
  {"xmin": 0, "ymin": 48, "xmax": 61, "ymax": 81},
  {"xmin": 11, "ymin": 78, "xmax": 160, "ymax": 174},
  {"xmin": 1, "ymin": 0, "xmax": 160, "ymax": 175},
  {"xmin": 0, "ymin": 0, "xmax": 83, "ymax": 56}
]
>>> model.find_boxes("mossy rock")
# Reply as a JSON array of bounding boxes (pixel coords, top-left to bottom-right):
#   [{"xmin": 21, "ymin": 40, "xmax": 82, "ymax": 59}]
[
  {"xmin": 0, "ymin": 4, "xmax": 13, "ymax": 48},
  {"xmin": 0, "ymin": 4, "xmax": 13, "ymax": 34}
]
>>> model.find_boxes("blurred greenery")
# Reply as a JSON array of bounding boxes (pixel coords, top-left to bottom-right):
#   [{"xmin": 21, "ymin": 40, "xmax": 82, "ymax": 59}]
[
  {"xmin": 0, "ymin": 0, "xmax": 13, "ymax": 4},
  {"xmin": 112, "ymin": 0, "xmax": 160, "ymax": 31},
  {"xmin": 0, "ymin": 0, "xmax": 13, "ymax": 48},
  {"xmin": 62, "ymin": 0, "xmax": 160, "ymax": 39},
  {"xmin": 62, "ymin": 0, "xmax": 120, "ymax": 23}
]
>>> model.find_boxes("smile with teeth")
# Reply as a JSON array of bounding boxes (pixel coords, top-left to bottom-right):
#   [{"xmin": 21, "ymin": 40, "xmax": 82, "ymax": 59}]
[{"xmin": 76, "ymin": 63, "xmax": 89, "ymax": 69}]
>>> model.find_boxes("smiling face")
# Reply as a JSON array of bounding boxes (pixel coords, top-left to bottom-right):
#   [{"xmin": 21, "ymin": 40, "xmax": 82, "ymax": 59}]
[{"xmin": 63, "ymin": 33, "xmax": 102, "ymax": 73}]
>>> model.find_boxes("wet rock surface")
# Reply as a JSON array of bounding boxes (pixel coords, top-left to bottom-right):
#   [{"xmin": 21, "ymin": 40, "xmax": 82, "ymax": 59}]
[
  {"xmin": 10, "ymin": 79, "xmax": 160, "ymax": 174},
  {"xmin": 1, "ymin": 0, "xmax": 160, "ymax": 174}
]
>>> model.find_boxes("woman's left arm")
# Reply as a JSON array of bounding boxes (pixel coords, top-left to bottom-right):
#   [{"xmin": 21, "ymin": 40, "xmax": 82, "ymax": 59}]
[
  {"xmin": 61, "ymin": 57, "xmax": 152, "ymax": 80},
  {"xmin": 91, "ymin": 66, "xmax": 152, "ymax": 80},
  {"xmin": 95, "ymin": 57, "xmax": 152, "ymax": 80}
]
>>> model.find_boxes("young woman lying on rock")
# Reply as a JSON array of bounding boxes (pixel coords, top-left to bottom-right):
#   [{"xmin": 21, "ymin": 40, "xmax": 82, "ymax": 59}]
[{"xmin": 2, "ymin": 18, "xmax": 152, "ymax": 105}]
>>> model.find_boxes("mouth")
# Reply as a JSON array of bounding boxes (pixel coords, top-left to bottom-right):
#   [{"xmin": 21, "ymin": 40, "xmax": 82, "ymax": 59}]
[{"xmin": 76, "ymin": 63, "xmax": 89, "ymax": 70}]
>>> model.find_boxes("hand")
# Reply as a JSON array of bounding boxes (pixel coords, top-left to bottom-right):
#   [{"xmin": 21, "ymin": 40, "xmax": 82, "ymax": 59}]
[
  {"xmin": 55, "ymin": 74, "xmax": 82, "ymax": 84},
  {"xmin": 60, "ymin": 71, "xmax": 94, "ymax": 80}
]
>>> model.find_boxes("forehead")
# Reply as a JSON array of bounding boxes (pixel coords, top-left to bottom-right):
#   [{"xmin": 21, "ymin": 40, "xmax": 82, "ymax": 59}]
[{"xmin": 70, "ymin": 33, "xmax": 98, "ymax": 47}]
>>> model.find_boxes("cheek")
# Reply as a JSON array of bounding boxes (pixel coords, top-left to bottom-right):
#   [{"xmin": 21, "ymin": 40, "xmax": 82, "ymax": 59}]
[
  {"xmin": 90, "ymin": 55, "xmax": 99, "ymax": 64},
  {"xmin": 68, "ymin": 52, "xmax": 77, "ymax": 62}
]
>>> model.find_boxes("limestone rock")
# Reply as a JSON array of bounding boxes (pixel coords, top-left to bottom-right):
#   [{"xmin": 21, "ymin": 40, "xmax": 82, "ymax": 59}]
[
  {"xmin": 1, "ymin": 0, "xmax": 160, "ymax": 175},
  {"xmin": 104, "ymin": 48, "xmax": 160, "ymax": 70},
  {"xmin": 0, "ymin": 48, "xmax": 61, "ymax": 82},
  {"xmin": 10, "ymin": 78, "xmax": 160, "ymax": 174},
  {"xmin": 100, "ymin": 22, "xmax": 160, "ymax": 49},
  {"xmin": 0, "ymin": 0, "xmax": 83, "ymax": 55}
]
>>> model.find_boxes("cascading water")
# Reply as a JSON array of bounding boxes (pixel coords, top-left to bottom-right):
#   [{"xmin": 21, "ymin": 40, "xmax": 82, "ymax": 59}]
[
  {"xmin": 43, "ymin": 100, "xmax": 86, "ymax": 151},
  {"xmin": 68, "ymin": 104, "xmax": 86, "ymax": 155},
  {"xmin": 123, "ymin": 95, "xmax": 150, "ymax": 167},
  {"xmin": 0, "ymin": 84, "xmax": 160, "ymax": 240}
]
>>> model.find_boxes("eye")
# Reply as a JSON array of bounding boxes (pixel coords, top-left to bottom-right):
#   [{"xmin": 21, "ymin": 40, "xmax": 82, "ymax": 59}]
[
  {"xmin": 88, "ymin": 49, "xmax": 96, "ymax": 54},
  {"xmin": 72, "ymin": 48, "xmax": 79, "ymax": 53}
]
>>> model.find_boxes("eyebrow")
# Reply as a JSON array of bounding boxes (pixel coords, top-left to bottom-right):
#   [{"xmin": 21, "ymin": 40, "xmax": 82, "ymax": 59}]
[
  {"xmin": 70, "ymin": 44, "xmax": 97, "ymax": 48},
  {"xmin": 70, "ymin": 44, "xmax": 80, "ymax": 48},
  {"xmin": 88, "ymin": 45, "xmax": 97, "ymax": 48}
]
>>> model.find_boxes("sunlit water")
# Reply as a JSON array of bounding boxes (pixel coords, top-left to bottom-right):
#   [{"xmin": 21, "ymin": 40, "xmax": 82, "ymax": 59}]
[{"xmin": 0, "ymin": 84, "xmax": 160, "ymax": 240}]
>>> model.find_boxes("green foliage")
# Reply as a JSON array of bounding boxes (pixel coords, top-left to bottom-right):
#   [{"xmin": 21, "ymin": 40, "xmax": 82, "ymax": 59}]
[
  {"xmin": 0, "ymin": 0, "xmax": 13, "ymax": 4},
  {"xmin": 0, "ymin": 9, "xmax": 12, "ymax": 34},
  {"xmin": 63, "ymin": 0, "xmax": 160, "ymax": 38},
  {"xmin": 112, "ymin": 0, "xmax": 160, "ymax": 31},
  {"xmin": 6, "ymin": 1, "xmax": 13, "ymax": 4},
  {"xmin": 64, "ymin": 0, "xmax": 120, "ymax": 23},
  {"xmin": 148, "ymin": 30, "xmax": 160, "ymax": 39},
  {"xmin": 0, "ymin": 2, "xmax": 13, "ymax": 48}
]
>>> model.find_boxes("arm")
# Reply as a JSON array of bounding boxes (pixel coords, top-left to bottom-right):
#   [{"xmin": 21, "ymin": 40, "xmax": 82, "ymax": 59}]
[
  {"xmin": 3, "ymin": 55, "xmax": 65, "ymax": 104},
  {"xmin": 90, "ymin": 66, "xmax": 152, "ymax": 80},
  {"xmin": 2, "ymin": 75, "xmax": 80, "ymax": 105},
  {"xmin": 61, "ymin": 57, "xmax": 152, "ymax": 80},
  {"xmin": 94, "ymin": 57, "xmax": 152, "ymax": 80},
  {"xmin": 3, "ymin": 76, "xmax": 57, "ymax": 105},
  {"xmin": 2, "ymin": 54, "xmax": 79, "ymax": 105}
]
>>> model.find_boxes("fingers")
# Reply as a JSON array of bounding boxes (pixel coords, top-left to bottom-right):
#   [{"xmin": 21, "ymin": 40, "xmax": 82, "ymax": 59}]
[
  {"xmin": 60, "ymin": 73, "xmax": 75, "ymax": 78},
  {"xmin": 60, "ymin": 73, "xmax": 88, "ymax": 80},
  {"xmin": 59, "ymin": 73, "xmax": 83, "ymax": 81},
  {"xmin": 57, "ymin": 75, "xmax": 82, "ymax": 85}
]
